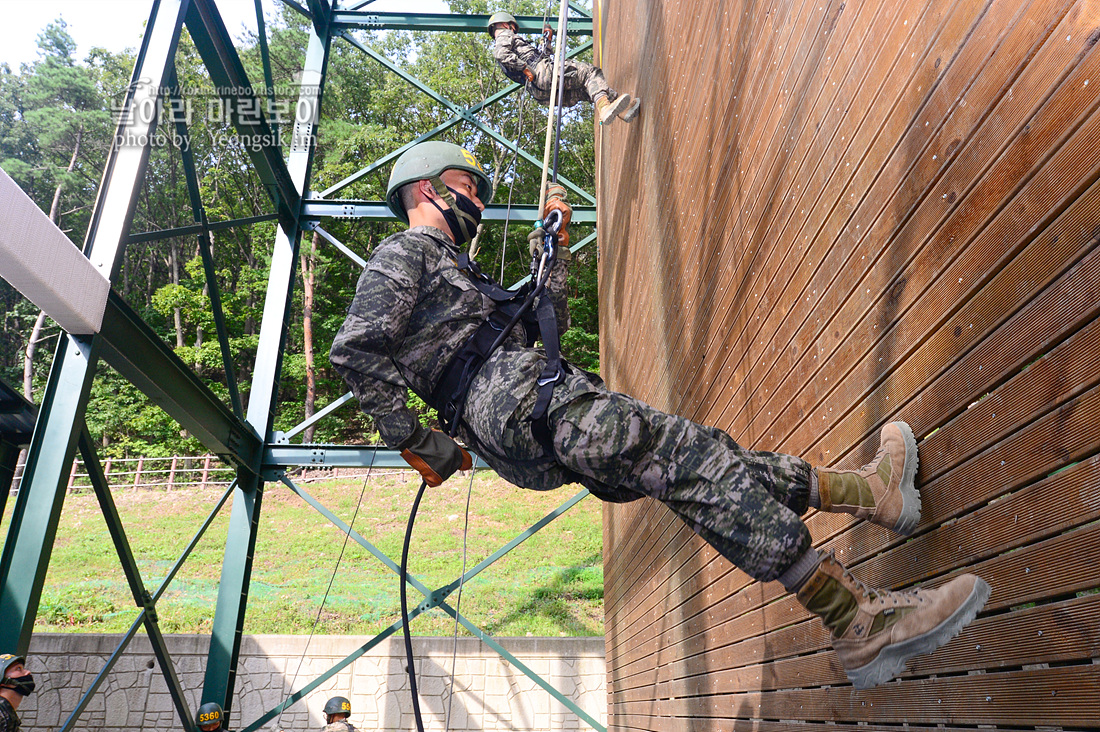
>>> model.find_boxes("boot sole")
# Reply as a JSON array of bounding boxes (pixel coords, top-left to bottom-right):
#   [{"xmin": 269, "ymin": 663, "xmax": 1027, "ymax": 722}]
[
  {"xmin": 620, "ymin": 98, "xmax": 642, "ymax": 122},
  {"xmin": 845, "ymin": 577, "xmax": 990, "ymax": 689},
  {"xmin": 891, "ymin": 421, "xmax": 921, "ymax": 536},
  {"xmin": 599, "ymin": 94, "xmax": 633, "ymax": 124}
]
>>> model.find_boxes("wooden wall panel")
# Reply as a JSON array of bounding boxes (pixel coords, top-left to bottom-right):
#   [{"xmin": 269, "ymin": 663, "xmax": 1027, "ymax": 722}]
[{"xmin": 594, "ymin": 0, "xmax": 1100, "ymax": 728}]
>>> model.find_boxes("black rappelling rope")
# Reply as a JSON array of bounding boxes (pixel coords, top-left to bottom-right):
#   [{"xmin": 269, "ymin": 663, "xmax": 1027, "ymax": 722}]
[
  {"xmin": 398, "ymin": 209, "xmax": 564, "ymax": 732},
  {"xmin": 401, "ymin": 7, "xmax": 572, "ymax": 727},
  {"xmin": 401, "ymin": 477, "xmax": 430, "ymax": 732}
]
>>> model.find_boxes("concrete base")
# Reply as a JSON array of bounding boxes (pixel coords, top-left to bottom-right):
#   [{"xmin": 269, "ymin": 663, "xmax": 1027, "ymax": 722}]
[{"xmin": 21, "ymin": 633, "xmax": 606, "ymax": 731}]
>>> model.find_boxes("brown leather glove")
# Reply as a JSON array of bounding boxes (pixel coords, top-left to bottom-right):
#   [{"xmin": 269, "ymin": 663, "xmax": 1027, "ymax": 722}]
[
  {"xmin": 542, "ymin": 185, "xmax": 572, "ymax": 251},
  {"xmin": 523, "ymin": 68, "xmax": 536, "ymax": 83},
  {"xmin": 543, "ymin": 24, "xmax": 554, "ymax": 44},
  {"xmin": 399, "ymin": 424, "xmax": 472, "ymax": 487}
]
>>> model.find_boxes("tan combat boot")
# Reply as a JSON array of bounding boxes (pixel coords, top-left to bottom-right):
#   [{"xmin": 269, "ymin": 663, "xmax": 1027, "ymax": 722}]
[
  {"xmin": 596, "ymin": 93, "xmax": 633, "ymax": 125},
  {"xmin": 817, "ymin": 421, "xmax": 920, "ymax": 535},
  {"xmin": 798, "ymin": 551, "xmax": 990, "ymax": 689}
]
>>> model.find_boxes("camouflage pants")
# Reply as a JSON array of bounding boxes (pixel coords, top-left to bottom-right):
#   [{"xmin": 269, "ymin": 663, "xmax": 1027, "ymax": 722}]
[
  {"xmin": 528, "ymin": 58, "xmax": 615, "ymax": 108},
  {"xmin": 547, "ymin": 381, "xmax": 814, "ymax": 583}
]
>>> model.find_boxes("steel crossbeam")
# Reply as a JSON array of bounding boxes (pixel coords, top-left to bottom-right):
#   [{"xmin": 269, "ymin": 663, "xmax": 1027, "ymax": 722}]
[{"xmin": 229, "ymin": 476, "xmax": 604, "ymax": 732}]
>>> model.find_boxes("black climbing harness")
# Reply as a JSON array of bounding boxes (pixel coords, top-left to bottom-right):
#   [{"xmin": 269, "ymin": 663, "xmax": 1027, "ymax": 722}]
[
  {"xmin": 427, "ymin": 209, "xmax": 565, "ymax": 451},
  {"xmin": 402, "ymin": 4, "xmax": 572, "ymax": 730},
  {"xmin": 401, "ymin": 210, "xmax": 565, "ymax": 732}
]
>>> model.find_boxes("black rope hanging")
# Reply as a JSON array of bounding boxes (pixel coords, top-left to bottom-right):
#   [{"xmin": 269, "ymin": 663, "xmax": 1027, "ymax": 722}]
[{"xmin": 399, "ymin": 3, "xmax": 572, "ymax": 730}]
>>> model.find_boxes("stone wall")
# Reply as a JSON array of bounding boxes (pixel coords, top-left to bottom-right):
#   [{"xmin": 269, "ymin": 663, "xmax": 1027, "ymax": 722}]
[{"xmin": 19, "ymin": 634, "xmax": 606, "ymax": 731}]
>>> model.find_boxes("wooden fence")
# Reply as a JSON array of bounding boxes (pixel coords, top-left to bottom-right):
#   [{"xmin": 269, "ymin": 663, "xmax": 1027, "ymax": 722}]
[
  {"xmin": 595, "ymin": 0, "xmax": 1099, "ymax": 729},
  {"xmin": 9, "ymin": 455, "xmax": 236, "ymax": 493},
  {"xmin": 7, "ymin": 456, "xmax": 409, "ymax": 494}
]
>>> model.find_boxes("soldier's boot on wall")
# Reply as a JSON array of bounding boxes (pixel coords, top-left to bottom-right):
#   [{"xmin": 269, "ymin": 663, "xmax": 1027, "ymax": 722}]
[
  {"xmin": 815, "ymin": 421, "xmax": 920, "ymax": 535},
  {"xmin": 596, "ymin": 93, "xmax": 633, "ymax": 124},
  {"xmin": 798, "ymin": 551, "xmax": 991, "ymax": 689},
  {"xmin": 619, "ymin": 97, "xmax": 642, "ymax": 122}
]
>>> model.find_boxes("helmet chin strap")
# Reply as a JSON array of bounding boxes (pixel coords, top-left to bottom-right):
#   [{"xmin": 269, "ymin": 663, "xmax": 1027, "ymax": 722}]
[{"xmin": 427, "ymin": 177, "xmax": 481, "ymax": 245}]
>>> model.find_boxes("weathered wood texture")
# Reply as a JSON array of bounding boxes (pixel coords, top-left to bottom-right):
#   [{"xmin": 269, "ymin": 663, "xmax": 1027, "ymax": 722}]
[{"xmin": 594, "ymin": 0, "xmax": 1100, "ymax": 728}]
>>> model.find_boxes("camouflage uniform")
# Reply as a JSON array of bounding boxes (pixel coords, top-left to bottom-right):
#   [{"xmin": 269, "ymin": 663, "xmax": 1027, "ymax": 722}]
[
  {"xmin": 330, "ymin": 226, "xmax": 814, "ymax": 582},
  {"xmin": 0, "ymin": 697, "xmax": 19, "ymax": 732},
  {"xmin": 492, "ymin": 26, "xmax": 616, "ymax": 108},
  {"xmin": 321, "ymin": 720, "xmax": 357, "ymax": 732}
]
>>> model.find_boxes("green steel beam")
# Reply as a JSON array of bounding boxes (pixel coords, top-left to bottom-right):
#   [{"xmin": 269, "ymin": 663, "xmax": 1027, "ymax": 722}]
[
  {"xmin": 339, "ymin": 33, "xmax": 596, "ymax": 204},
  {"xmin": 202, "ymin": 9, "xmax": 332, "ymax": 718},
  {"xmin": 237, "ymin": 476, "xmax": 597, "ymax": 731},
  {"xmin": 264, "ymin": 443, "xmax": 427, "ymax": 472},
  {"xmin": 277, "ymin": 475, "xmax": 433, "ymax": 596},
  {"xmin": 332, "ymin": 12, "xmax": 592, "ymax": 35},
  {"xmin": 318, "ymin": 38, "xmax": 592, "ymax": 199},
  {"xmin": 444, "ymin": 607, "xmax": 606, "ymax": 732},
  {"xmin": 273, "ymin": 389, "xmax": 356, "ymax": 441},
  {"xmin": 126, "ymin": 213, "xmax": 279, "ymax": 244},
  {"xmin": 97, "ymin": 292, "xmax": 261, "ymax": 472},
  {"xmin": 185, "ymin": 0, "xmax": 300, "ymax": 233},
  {"xmin": 301, "ymin": 199, "xmax": 596, "ymax": 223},
  {"xmin": 0, "ymin": 0, "xmax": 191, "ymax": 654},
  {"xmin": 167, "ymin": 70, "xmax": 244, "ymax": 418},
  {"xmin": 59, "ymin": 478, "xmax": 235, "ymax": 732},
  {"xmin": 0, "ymin": 338, "xmax": 99, "ymax": 653},
  {"xmin": 307, "ymin": 0, "xmax": 332, "ymax": 37},
  {"xmin": 58, "ymin": 613, "xmax": 145, "ymax": 732},
  {"xmin": 79, "ymin": 428, "xmax": 196, "ymax": 731}
]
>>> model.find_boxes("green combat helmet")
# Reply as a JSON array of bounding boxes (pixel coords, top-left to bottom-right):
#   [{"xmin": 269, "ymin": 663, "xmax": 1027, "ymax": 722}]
[
  {"xmin": 196, "ymin": 701, "xmax": 224, "ymax": 731},
  {"xmin": 323, "ymin": 695, "xmax": 351, "ymax": 718},
  {"xmin": 0, "ymin": 655, "xmax": 23, "ymax": 677},
  {"xmin": 386, "ymin": 141, "xmax": 492, "ymax": 221},
  {"xmin": 385, "ymin": 141, "xmax": 492, "ymax": 246},
  {"xmin": 487, "ymin": 11, "xmax": 517, "ymax": 36}
]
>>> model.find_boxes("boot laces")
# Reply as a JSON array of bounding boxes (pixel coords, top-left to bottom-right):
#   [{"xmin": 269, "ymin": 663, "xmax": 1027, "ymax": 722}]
[
  {"xmin": 859, "ymin": 446, "xmax": 886, "ymax": 473},
  {"xmin": 837, "ymin": 560, "xmax": 922, "ymax": 607}
]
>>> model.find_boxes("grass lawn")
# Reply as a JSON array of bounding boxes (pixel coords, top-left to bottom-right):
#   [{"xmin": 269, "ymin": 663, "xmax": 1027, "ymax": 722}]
[{"xmin": 5, "ymin": 469, "xmax": 605, "ymax": 637}]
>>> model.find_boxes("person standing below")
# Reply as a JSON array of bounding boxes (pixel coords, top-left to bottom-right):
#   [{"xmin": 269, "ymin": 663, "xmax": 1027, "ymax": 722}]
[
  {"xmin": 488, "ymin": 11, "xmax": 640, "ymax": 125},
  {"xmin": 195, "ymin": 701, "xmax": 229, "ymax": 732},
  {"xmin": 329, "ymin": 140, "xmax": 991, "ymax": 689},
  {"xmin": 320, "ymin": 696, "xmax": 357, "ymax": 732},
  {"xmin": 0, "ymin": 655, "xmax": 35, "ymax": 732}
]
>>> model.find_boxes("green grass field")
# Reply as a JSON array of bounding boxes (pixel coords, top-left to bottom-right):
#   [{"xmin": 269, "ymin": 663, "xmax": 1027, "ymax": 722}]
[{"xmin": 7, "ymin": 470, "xmax": 605, "ymax": 637}]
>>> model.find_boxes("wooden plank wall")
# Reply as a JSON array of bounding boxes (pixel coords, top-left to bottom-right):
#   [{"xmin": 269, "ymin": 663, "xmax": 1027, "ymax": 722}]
[{"xmin": 592, "ymin": 0, "xmax": 1100, "ymax": 729}]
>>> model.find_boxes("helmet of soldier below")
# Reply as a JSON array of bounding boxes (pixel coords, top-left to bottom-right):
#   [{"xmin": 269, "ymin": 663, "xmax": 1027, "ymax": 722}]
[
  {"xmin": 0, "ymin": 654, "xmax": 24, "ymax": 678},
  {"xmin": 385, "ymin": 141, "xmax": 493, "ymax": 223},
  {"xmin": 487, "ymin": 11, "xmax": 517, "ymax": 36},
  {"xmin": 323, "ymin": 696, "xmax": 351, "ymax": 716},
  {"xmin": 196, "ymin": 701, "xmax": 223, "ymax": 730}
]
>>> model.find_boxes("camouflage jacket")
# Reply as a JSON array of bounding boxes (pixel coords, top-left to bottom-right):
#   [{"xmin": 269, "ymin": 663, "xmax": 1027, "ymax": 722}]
[
  {"xmin": 320, "ymin": 720, "xmax": 357, "ymax": 732},
  {"xmin": 0, "ymin": 698, "xmax": 19, "ymax": 732},
  {"xmin": 491, "ymin": 28, "xmax": 591, "ymax": 107},
  {"xmin": 330, "ymin": 226, "xmax": 582, "ymax": 487},
  {"xmin": 492, "ymin": 26, "xmax": 546, "ymax": 84}
]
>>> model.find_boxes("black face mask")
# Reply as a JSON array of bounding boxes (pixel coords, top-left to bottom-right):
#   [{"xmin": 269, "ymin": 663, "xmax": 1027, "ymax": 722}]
[
  {"xmin": 427, "ymin": 182, "xmax": 482, "ymax": 245},
  {"xmin": 3, "ymin": 674, "xmax": 35, "ymax": 697}
]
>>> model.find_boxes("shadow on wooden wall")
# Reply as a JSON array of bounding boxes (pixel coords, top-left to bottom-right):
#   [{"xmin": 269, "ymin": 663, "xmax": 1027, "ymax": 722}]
[{"xmin": 596, "ymin": 0, "xmax": 1100, "ymax": 728}]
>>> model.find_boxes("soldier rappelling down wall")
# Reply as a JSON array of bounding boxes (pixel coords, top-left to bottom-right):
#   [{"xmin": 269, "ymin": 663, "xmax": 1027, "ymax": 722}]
[
  {"xmin": 329, "ymin": 141, "xmax": 993, "ymax": 690},
  {"xmin": 488, "ymin": 11, "xmax": 640, "ymax": 125}
]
